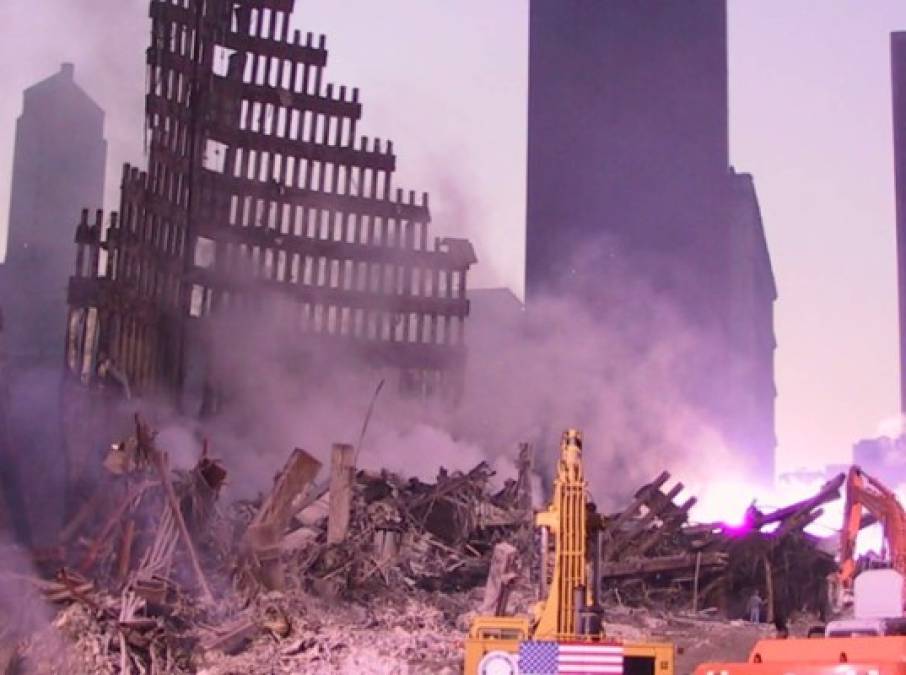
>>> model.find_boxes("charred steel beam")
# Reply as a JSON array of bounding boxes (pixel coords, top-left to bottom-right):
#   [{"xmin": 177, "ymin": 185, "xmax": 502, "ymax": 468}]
[
  {"xmin": 208, "ymin": 128, "xmax": 394, "ymax": 172},
  {"xmin": 202, "ymin": 173, "xmax": 430, "ymax": 222},
  {"xmin": 752, "ymin": 472, "xmax": 845, "ymax": 529},
  {"xmin": 634, "ymin": 496, "xmax": 697, "ymax": 557},
  {"xmin": 600, "ymin": 551, "xmax": 728, "ymax": 579}
]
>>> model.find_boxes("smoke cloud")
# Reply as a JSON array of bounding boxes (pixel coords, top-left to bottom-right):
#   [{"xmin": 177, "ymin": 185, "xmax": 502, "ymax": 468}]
[{"xmin": 111, "ymin": 247, "xmax": 757, "ymax": 518}]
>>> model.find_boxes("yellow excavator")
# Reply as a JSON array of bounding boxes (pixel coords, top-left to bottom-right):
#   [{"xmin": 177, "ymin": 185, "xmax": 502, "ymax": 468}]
[{"xmin": 464, "ymin": 429, "xmax": 676, "ymax": 674}]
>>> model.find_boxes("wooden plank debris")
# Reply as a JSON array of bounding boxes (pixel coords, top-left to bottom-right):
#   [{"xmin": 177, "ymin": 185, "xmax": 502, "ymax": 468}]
[
  {"xmin": 327, "ymin": 443, "xmax": 355, "ymax": 544},
  {"xmin": 138, "ymin": 417, "xmax": 215, "ymax": 604},
  {"xmin": 245, "ymin": 448, "xmax": 322, "ymax": 590},
  {"xmin": 599, "ymin": 551, "xmax": 728, "ymax": 578},
  {"xmin": 251, "ymin": 448, "xmax": 322, "ymax": 538}
]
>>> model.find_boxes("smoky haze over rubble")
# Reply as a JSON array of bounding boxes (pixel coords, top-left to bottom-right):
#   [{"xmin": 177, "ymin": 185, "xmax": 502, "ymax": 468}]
[
  {"xmin": 131, "ymin": 253, "xmax": 744, "ymax": 512},
  {"xmin": 0, "ymin": 0, "xmax": 905, "ymax": 501}
]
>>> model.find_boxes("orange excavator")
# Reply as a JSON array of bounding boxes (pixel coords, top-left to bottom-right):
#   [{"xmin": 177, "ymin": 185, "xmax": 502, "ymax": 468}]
[
  {"xmin": 694, "ymin": 465, "xmax": 906, "ymax": 674},
  {"xmin": 834, "ymin": 465, "xmax": 906, "ymax": 610}
]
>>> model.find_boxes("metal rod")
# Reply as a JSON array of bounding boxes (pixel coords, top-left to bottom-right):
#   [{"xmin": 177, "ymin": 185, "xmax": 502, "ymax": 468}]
[{"xmin": 692, "ymin": 550, "xmax": 702, "ymax": 613}]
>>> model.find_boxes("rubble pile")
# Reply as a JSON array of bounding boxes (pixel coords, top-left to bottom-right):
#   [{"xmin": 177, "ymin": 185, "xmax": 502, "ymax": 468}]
[
  {"xmin": 0, "ymin": 415, "xmax": 535, "ymax": 674},
  {"xmin": 598, "ymin": 471, "xmax": 843, "ymax": 621},
  {"xmin": 8, "ymin": 584, "xmax": 473, "ymax": 674},
  {"xmin": 0, "ymin": 414, "xmax": 848, "ymax": 673}
]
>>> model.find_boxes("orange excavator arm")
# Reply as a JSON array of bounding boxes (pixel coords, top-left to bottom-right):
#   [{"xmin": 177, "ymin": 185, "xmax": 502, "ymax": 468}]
[{"xmin": 837, "ymin": 466, "xmax": 906, "ymax": 594}]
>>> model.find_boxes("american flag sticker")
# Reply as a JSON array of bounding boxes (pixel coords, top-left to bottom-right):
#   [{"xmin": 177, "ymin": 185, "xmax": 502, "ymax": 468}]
[{"xmin": 518, "ymin": 640, "xmax": 624, "ymax": 674}]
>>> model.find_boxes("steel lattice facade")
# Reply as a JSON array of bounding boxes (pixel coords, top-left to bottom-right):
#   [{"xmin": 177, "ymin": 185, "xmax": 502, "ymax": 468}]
[{"xmin": 66, "ymin": 0, "xmax": 476, "ymax": 406}]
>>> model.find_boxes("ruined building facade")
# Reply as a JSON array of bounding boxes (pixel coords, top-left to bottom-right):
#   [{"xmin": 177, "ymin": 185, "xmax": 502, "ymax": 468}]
[
  {"xmin": 892, "ymin": 31, "xmax": 906, "ymax": 415},
  {"xmin": 526, "ymin": 0, "xmax": 776, "ymax": 478},
  {"xmin": 66, "ymin": 0, "xmax": 475, "ymax": 411}
]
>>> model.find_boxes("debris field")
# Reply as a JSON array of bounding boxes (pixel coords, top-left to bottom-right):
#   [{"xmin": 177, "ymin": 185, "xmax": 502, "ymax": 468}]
[{"xmin": 0, "ymin": 413, "xmax": 847, "ymax": 674}]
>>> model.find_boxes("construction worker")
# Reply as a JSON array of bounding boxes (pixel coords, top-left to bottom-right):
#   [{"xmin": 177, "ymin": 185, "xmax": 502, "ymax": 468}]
[{"xmin": 748, "ymin": 590, "xmax": 765, "ymax": 623}]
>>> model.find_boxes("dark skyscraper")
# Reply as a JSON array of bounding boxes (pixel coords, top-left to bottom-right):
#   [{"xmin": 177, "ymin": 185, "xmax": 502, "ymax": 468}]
[
  {"xmin": 526, "ymin": 1, "xmax": 776, "ymax": 478},
  {"xmin": 0, "ymin": 63, "xmax": 106, "ymax": 543},
  {"xmin": 1, "ymin": 63, "xmax": 106, "ymax": 364},
  {"xmin": 892, "ymin": 32, "xmax": 906, "ymax": 415}
]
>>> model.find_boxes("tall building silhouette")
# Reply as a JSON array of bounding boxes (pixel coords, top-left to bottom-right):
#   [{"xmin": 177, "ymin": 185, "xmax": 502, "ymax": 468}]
[
  {"xmin": 526, "ymin": 0, "xmax": 776, "ymax": 478},
  {"xmin": 0, "ymin": 63, "xmax": 106, "ymax": 543},
  {"xmin": 892, "ymin": 31, "xmax": 906, "ymax": 415},
  {"xmin": 1, "ymin": 62, "xmax": 106, "ymax": 364}
]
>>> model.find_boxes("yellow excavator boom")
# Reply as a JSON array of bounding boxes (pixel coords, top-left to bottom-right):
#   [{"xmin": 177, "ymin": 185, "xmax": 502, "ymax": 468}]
[{"xmin": 464, "ymin": 429, "xmax": 676, "ymax": 674}]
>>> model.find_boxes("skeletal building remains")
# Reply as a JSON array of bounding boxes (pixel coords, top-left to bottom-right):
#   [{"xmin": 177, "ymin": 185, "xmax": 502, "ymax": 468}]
[{"xmin": 66, "ymin": 0, "xmax": 476, "ymax": 411}]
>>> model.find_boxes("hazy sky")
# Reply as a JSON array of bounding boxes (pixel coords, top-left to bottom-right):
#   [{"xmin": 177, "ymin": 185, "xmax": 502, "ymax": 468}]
[{"xmin": 1, "ymin": 1, "xmax": 904, "ymax": 477}]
